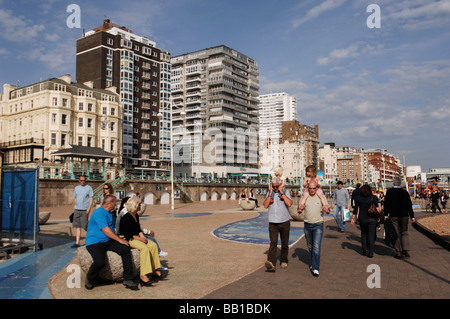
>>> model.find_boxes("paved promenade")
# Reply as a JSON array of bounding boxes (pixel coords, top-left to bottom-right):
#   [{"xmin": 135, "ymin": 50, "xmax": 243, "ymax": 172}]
[
  {"xmin": 205, "ymin": 210, "xmax": 450, "ymax": 299},
  {"xmin": 1, "ymin": 200, "xmax": 449, "ymax": 302}
]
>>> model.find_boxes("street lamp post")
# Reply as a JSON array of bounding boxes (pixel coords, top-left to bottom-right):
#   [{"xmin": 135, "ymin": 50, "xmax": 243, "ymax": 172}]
[{"xmin": 158, "ymin": 105, "xmax": 185, "ymax": 211}]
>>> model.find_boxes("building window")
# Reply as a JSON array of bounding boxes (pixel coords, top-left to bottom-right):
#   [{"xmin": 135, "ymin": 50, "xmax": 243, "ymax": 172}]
[
  {"xmin": 62, "ymin": 98, "xmax": 68, "ymax": 107},
  {"xmin": 79, "ymin": 102, "xmax": 83, "ymax": 111},
  {"xmin": 78, "ymin": 118, "xmax": 83, "ymax": 127},
  {"xmin": 52, "ymin": 113, "xmax": 57, "ymax": 123},
  {"xmin": 110, "ymin": 140, "xmax": 115, "ymax": 152},
  {"xmin": 88, "ymin": 103, "xmax": 93, "ymax": 112},
  {"xmin": 78, "ymin": 136, "xmax": 83, "ymax": 146},
  {"xmin": 51, "ymin": 133, "xmax": 56, "ymax": 145},
  {"xmin": 87, "ymin": 118, "xmax": 92, "ymax": 128},
  {"xmin": 87, "ymin": 137, "xmax": 92, "ymax": 147},
  {"xmin": 61, "ymin": 134, "xmax": 66, "ymax": 146},
  {"xmin": 52, "ymin": 98, "xmax": 58, "ymax": 106},
  {"xmin": 62, "ymin": 114, "xmax": 67, "ymax": 125}
]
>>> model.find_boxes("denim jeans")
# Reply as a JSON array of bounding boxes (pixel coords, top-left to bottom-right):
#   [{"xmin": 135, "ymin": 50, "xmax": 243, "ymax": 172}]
[
  {"xmin": 304, "ymin": 222, "xmax": 324, "ymax": 271},
  {"xmin": 334, "ymin": 205, "xmax": 346, "ymax": 231}
]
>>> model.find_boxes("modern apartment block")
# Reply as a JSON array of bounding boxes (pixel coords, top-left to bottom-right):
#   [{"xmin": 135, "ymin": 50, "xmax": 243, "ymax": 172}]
[
  {"xmin": 258, "ymin": 92, "xmax": 297, "ymax": 143},
  {"xmin": 170, "ymin": 45, "xmax": 260, "ymax": 178},
  {"xmin": 0, "ymin": 74, "xmax": 122, "ymax": 165},
  {"xmin": 76, "ymin": 20, "xmax": 164, "ymax": 170}
]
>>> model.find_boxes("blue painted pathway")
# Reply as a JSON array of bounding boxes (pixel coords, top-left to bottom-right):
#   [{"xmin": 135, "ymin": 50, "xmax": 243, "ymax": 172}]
[{"xmin": 0, "ymin": 236, "xmax": 76, "ymax": 299}]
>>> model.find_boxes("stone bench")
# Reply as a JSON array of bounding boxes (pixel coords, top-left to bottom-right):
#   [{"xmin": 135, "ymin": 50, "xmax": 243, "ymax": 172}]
[
  {"xmin": 77, "ymin": 246, "xmax": 140, "ymax": 282},
  {"xmin": 240, "ymin": 200, "xmax": 256, "ymax": 210},
  {"xmin": 289, "ymin": 205, "xmax": 305, "ymax": 221},
  {"xmin": 39, "ymin": 211, "xmax": 51, "ymax": 225}
]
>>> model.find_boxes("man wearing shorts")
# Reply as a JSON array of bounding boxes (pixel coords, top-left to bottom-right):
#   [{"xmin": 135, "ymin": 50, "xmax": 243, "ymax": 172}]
[{"xmin": 72, "ymin": 175, "xmax": 93, "ymax": 248}]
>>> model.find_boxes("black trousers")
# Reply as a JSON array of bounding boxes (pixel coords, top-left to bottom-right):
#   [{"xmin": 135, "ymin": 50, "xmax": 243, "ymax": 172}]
[
  {"xmin": 359, "ymin": 218, "xmax": 377, "ymax": 256},
  {"xmin": 86, "ymin": 240, "xmax": 135, "ymax": 283},
  {"xmin": 268, "ymin": 221, "xmax": 291, "ymax": 265}
]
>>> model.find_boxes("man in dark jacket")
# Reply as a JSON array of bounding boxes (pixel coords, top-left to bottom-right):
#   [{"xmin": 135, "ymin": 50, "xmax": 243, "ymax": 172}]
[{"xmin": 384, "ymin": 176, "xmax": 415, "ymax": 259}]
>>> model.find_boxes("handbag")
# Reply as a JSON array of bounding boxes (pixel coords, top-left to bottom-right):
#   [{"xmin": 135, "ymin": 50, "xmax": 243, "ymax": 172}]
[
  {"xmin": 69, "ymin": 212, "xmax": 74, "ymax": 223},
  {"xmin": 342, "ymin": 208, "xmax": 351, "ymax": 222},
  {"xmin": 368, "ymin": 197, "xmax": 381, "ymax": 218}
]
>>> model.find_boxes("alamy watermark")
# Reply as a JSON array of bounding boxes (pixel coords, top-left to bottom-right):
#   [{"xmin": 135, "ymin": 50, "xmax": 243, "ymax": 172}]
[
  {"xmin": 66, "ymin": 4, "xmax": 81, "ymax": 29},
  {"xmin": 367, "ymin": 4, "xmax": 381, "ymax": 29},
  {"xmin": 366, "ymin": 264, "xmax": 381, "ymax": 288}
]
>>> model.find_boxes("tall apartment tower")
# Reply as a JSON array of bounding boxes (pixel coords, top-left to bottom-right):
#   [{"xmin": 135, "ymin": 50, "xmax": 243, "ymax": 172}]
[
  {"xmin": 76, "ymin": 20, "xmax": 164, "ymax": 170},
  {"xmin": 170, "ymin": 45, "xmax": 260, "ymax": 178},
  {"xmin": 258, "ymin": 92, "xmax": 297, "ymax": 143}
]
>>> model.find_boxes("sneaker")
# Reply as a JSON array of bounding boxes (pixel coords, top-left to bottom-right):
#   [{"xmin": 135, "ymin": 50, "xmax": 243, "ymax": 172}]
[
  {"xmin": 159, "ymin": 251, "xmax": 168, "ymax": 257},
  {"xmin": 71, "ymin": 243, "xmax": 80, "ymax": 248},
  {"xmin": 312, "ymin": 270, "xmax": 319, "ymax": 277},
  {"xmin": 281, "ymin": 262, "xmax": 288, "ymax": 269},
  {"xmin": 265, "ymin": 260, "xmax": 276, "ymax": 272}
]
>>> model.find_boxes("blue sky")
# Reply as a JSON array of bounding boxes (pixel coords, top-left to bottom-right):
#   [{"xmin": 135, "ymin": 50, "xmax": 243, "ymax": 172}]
[{"xmin": 1, "ymin": 0, "xmax": 449, "ymax": 171}]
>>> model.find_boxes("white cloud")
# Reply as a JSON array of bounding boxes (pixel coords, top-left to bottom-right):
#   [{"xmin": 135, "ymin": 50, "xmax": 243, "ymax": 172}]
[
  {"xmin": 260, "ymin": 77, "xmax": 309, "ymax": 95},
  {"xmin": 291, "ymin": 0, "xmax": 348, "ymax": 29},
  {"xmin": 317, "ymin": 42, "xmax": 384, "ymax": 65},
  {"xmin": 384, "ymin": 0, "xmax": 450, "ymax": 30},
  {"xmin": 0, "ymin": 9, "xmax": 46, "ymax": 42}
]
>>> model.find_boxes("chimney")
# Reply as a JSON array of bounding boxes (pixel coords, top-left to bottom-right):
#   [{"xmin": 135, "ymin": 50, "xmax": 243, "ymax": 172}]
[{"xmin": 58, "ymin": 74, "xmax": 72, "ymax": 84}]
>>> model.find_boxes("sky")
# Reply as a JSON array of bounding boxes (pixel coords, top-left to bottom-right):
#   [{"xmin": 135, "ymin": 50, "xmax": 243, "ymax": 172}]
[{"xmin": 0, "ymin": 0, "xmax": 449, "ymax": 171}]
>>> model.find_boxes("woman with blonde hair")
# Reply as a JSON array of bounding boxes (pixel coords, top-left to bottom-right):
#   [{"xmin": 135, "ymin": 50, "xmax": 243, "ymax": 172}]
[{"xmin": 119, "ymin": 196, "xmax": 166, "ymax": 286}]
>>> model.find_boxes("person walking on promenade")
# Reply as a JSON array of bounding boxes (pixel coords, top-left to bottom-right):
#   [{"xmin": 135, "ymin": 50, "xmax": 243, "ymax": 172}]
[
  {"xmin": 300, "ymin": 180, "xmax": 327, "ymax": 277},
  {"xmin": 383, "ymin": 176, "xmax": 415, "ymax": 259},
  {"xmin": 351, "ymin": 184, "xmax": 382, "ymax": 258},
  {"xmin": 441, "ymin": 192, "xmax": 448, "ymax": 213},
  {"xmin": 430, "ymin": 187, "xmax": 442, "ymax": 214},
  {"xmin": 84, "ymin": 194, "xmax": 138, "ymax": 291},
  {"xmin": 332, "ymin": 181, "xmax": 350, "ymax": 233},
  {"xmin": 72, "ymin": 175, "xmax": 93, "ymax": 248},
  {"xmin": 263, "ymin": 177, "xmax": 293, "ymax": 272},
  {"xmin": 351, "ymin": 183, "xmax": 361, "ymax": 224}
]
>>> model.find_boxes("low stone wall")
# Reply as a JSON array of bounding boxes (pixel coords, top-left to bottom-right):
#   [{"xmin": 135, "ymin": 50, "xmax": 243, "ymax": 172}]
[{"xmin": 39, "ymin": 179, "xmax": 303, "ymax": 207}]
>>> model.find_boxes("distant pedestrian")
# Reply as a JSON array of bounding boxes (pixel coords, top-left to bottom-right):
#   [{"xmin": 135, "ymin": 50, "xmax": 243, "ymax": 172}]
[
  {"xmin": 332, "ymin": 181, "xmax": 350, "ymax": 233},
  {"xmin": 263, "ymin": 177, "xmax": 293, "ymax": 272},
  {"xmin": 441, "ymin": 192, "xmax": 448, "ymax": 213},
  {"xmin": 300, "ymin": 180, "xmax": 327, "ymax": 276},
  {"xmin": 72, "ymin": 175, "xmax": 93, "ymax": 248},
  {"xmin": 430, "ymin": 187, "xmax": 442, "ymax": 213},
  {"xmin": 352, "ymin": 184, "xmax": 382, "ymax": 258},
  {"xmin": 383, "ymin": 176, "xmax": 415, "ymax": 259},
  {"xmin": 248, "ymin": 188, "xmax": 259, "ymax": 208},
  {"xmin": 351, "ymin": 183, "xmax": 361, "ymax": 224}
]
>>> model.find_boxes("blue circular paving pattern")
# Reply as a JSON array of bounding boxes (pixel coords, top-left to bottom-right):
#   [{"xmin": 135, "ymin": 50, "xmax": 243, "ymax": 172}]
[{"xmin": 212, "ymin": 212, "xmax": 304, "ymax": 246}]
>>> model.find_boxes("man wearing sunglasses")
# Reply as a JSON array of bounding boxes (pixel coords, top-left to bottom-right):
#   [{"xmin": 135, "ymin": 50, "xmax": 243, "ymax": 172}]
[
  {"xmin": 299, "ymin": 181, "xmax": 327, "ymax": 277},
  {"xmin": 263, "ymin": 177, "xmax": 292, "ymax": 272}
]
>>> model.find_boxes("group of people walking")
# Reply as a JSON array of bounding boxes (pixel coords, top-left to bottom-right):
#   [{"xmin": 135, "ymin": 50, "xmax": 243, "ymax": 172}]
[
  {"xmin": 265, "ymin": 165, "xmax": 416, "ymax": 277},
  {"xmin": 72, "ymin": 176, "xmax": 168, "ymax": 291}
]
